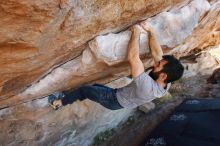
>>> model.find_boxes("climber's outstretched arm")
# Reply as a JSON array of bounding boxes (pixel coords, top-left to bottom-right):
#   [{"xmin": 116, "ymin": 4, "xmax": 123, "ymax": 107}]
[
  {"xmin": 128, "ymin": 25, "xmax": 144, "ymax": 78},
  {"xmin": 141, "ymin": 23, "xmax": 163, "ymax": 63}
]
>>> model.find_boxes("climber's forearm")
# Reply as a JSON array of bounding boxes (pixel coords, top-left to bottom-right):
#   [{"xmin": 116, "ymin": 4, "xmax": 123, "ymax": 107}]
[
  {"xmin": 141, "ymin": 23, "xmax": 163, "ymax": 62},
  {"xmin": 128, "ymin": 33, "xmax": 140, "ymax": 61},
  {"xmin": 127, "ymin": 25, "xmax": 144, "ymax": 78},
  {"xmin": 148, "ymin": 31, "xmax": 163, "ymax": 63}
]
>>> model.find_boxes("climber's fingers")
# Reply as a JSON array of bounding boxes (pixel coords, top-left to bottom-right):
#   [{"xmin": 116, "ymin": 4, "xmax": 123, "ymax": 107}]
[
  {"xmin": 140, "ymin": 22, "xmax": 154, "ymax": 33},
  {"xmin": 130, "ymin": 25, "xmax": 142, "ymax": 35}
]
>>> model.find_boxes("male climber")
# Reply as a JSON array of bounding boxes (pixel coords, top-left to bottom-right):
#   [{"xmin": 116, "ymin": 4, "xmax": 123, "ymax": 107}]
[{"xmin": 48, "ymin": 23, "xmax": 184, "ymax": 110}]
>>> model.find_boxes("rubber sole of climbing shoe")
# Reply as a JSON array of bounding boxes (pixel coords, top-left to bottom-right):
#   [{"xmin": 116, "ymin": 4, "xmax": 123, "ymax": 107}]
[
  {"xmin": 48, "ymin": 92, "xmax": 64, "ymax": 110},
  {"xmin": 48, "ymin": 102, "xmax": 59, "ymax": 110}
]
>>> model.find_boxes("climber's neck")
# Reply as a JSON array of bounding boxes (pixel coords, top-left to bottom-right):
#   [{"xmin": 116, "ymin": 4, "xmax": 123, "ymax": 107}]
[{"xmin": 156, "ymin": 80, "xmax": 167, "ymax": 89}]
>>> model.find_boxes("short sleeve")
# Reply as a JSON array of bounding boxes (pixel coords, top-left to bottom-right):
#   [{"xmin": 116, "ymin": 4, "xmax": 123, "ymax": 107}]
[
  {"xmin": 133, "ymin": 72, "xmax": 155, "ymax": 87},
  {"xmin": 133, "ymin": 72, "xmax": 167, "ymax": 98}
]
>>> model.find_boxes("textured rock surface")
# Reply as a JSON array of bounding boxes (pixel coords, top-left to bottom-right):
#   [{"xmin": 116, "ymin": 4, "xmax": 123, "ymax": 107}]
[
  {"xmin": 0, "ymin": 0, "xmax": 220, "ymax": 146},
  {"xmin": 0, "ymin": 0, "xmax": 191, "ymax": 99},
  {"xmin": 1, "ymin": 0, "xmax": 214, "ymax": 108}
]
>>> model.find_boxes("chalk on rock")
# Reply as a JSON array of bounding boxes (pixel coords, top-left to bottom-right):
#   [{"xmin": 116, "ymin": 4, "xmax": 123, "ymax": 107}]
[
  {"xmin": 89, "ymin": 30, "xmax": 149, "ymax": 65},
  {"xmin": 88, "ymin": 0, "xmax": 210, "ymax": 66}
]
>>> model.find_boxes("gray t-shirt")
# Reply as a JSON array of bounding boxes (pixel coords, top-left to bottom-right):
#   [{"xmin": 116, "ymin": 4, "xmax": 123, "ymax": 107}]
[{"xmin": 116, "ymin": 72, "xmax": 170, "ymax": 108}]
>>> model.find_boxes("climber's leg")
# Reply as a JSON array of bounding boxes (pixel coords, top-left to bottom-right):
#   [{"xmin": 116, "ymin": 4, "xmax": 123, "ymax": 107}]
[{"xmin": 61, "ymin": 85, "xmax": 123, "ymax": 110}]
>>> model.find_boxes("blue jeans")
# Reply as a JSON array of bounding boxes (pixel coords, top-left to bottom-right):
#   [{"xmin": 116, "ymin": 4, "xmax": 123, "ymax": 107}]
[{"xmin": 61, "ymin": 84, "xmax": 123, "ymax": 110}]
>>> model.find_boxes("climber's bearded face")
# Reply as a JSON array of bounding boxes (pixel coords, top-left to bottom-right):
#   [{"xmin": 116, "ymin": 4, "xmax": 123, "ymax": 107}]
[
  {"xmin": 149, "ymin": 69, "xmax": 162, "ymax": 81},
  {"xmin": 149, "ymin": 60, "xmax": 167, "ymax": 81}
]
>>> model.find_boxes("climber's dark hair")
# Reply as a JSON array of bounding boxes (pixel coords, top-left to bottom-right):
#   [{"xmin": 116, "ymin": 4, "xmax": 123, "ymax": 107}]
[{"xmin": 162, "ymin": 55, "xmax": 184, "ymax": 83}]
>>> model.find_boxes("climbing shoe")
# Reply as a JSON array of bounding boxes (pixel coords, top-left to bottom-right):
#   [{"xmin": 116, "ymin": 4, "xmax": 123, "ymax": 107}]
[{"xmin": 48, "ymin": 92, "xmax": 65, "ymax": 110}]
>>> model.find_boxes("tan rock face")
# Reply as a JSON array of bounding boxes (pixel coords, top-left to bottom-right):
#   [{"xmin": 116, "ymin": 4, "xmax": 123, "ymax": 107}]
[
  {"xmin": 171, "ymin": 1, "xmax": 220, "ymax": 57},
  {"xmin": 0, "ymin": 0, "xmax": 190, "ymax": 99},
  {"xmin": 0, "ymin": 0, "xmax": 220, "ymax": 145}
]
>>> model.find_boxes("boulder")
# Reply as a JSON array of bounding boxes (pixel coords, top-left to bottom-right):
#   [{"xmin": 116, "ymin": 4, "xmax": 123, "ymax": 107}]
[{"xmin": 0, "ymin": 0, "xmax": 220, "ymax": 146}]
